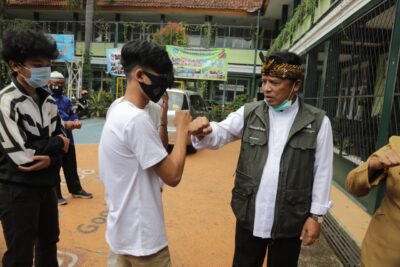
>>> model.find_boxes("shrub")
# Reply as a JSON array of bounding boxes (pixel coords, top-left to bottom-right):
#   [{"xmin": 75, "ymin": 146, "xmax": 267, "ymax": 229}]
[
  {"xmin": 88, "ymin": 90, "xmax": 114, "ymax": 117},
  {"xmin": 209, "ymin": 94, "xmax": 250, "ymax": 122}
]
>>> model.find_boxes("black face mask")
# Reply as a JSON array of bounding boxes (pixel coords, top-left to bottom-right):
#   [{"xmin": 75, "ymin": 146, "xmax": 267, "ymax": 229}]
[
  {"xmin": 50, "ymin": 84, "xmax": 64, "ymax": 96},
  {"xmin": 139, "ymin": 71, "xmax": 173, "ymax": 103}
]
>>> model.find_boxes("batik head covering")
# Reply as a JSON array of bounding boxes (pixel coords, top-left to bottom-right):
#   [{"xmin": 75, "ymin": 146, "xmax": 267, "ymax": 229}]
[{"xmin": 259, "ymin": 52, "xmax": 304, "ymax": 80}]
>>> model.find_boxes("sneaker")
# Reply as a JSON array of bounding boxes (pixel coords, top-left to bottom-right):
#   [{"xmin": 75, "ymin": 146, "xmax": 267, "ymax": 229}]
[
  {"xmin": 72, "ymin": 189, "xmax": 93, "ymax": 199},
  {"xmin": 58, "ymin": 197, "xmax": 67, "ymax": 205}
]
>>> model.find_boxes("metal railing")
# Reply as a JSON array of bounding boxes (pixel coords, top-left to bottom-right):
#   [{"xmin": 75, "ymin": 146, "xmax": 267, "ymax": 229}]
[
  {"xmin": 0, "ymin": 19, "xmax": 262, "ymax": 49},
  {"xmin": 300, "ymin": 2, "xmax": 399, "ymax": 264},
  {"xmin": 303, "ymin": 0, "xmax": 398, "ymax": 163}
]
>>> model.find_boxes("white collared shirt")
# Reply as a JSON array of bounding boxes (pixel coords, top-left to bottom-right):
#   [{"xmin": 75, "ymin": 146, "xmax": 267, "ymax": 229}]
[{"xmin": 191, "ymin": 99, "xmax": 333, "ymax": 238}]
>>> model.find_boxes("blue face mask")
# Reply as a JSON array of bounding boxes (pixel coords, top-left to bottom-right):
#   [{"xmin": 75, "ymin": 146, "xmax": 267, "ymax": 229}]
[
  {"xmin": 265, "ymin": 83, "xmax": 296, "ymax": 111},
  {"xmin": 20, "ymin": 65, "xmax": 51, "ymax": 88}
]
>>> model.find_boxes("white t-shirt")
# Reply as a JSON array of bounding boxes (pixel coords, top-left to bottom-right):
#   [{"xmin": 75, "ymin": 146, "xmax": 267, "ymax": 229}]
[
  {"xmin": 99, "ymin": 99, "xmax": 168, "ymax": 256},
  {"xmin": 110, "ymin": 98, "xmax": 161, "ymax": 128}
]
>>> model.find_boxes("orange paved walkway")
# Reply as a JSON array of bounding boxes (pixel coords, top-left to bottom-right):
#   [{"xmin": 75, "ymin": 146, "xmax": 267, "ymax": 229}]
[
  {"xmin": 0, "ymin": 142, "xmax": 238, "ymax": 267},
  {"xmin": 0, "ymin": 141, "xmax": 344, "ymax": 266}
]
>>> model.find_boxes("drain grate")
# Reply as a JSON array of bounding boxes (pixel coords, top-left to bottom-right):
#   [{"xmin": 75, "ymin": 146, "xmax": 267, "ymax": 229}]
[{"xmin": 321, "ymin": 212, "xmax": 361, "ymax": 267}]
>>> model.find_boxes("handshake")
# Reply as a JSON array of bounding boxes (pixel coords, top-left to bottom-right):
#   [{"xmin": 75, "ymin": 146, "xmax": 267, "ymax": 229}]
[{"xmin": 173, "ymin": 111, "xmax": 213, "ymax": 139}]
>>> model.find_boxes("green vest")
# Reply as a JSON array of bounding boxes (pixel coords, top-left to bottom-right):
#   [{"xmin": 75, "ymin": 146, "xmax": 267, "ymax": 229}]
[{"xmin": 231, "ymin": 99, "xmax": 326, "ymax": 239}]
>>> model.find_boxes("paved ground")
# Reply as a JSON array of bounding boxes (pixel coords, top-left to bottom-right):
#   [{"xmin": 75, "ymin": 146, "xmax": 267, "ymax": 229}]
[
  {"xmin": 0, "ymin": 118, "xmax": 343, "ymax": 266},
  {"xmin": 73, "ymin": 118, "xmax": 106, "ymax": 144}
]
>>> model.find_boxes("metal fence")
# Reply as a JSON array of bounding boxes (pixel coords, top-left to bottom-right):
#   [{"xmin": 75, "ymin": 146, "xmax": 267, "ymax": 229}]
[
  {"xmin": 303, "ymin": 0, "xmax": 398, "ymax": 163},
  {"xmin": 0, "ymin": 20, "xmax": 262, "ymax": 49}
]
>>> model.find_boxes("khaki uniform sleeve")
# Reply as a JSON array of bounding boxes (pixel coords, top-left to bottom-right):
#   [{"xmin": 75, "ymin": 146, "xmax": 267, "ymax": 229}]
[{"xmin": 345, "ymin": 146, "xmax": 389, "ymax": 197}]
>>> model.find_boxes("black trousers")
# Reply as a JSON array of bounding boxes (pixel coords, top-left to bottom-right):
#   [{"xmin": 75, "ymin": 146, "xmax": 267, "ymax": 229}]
[
  {"xmin": 232, "ymin": 222, "xmax": 302, "ymax": 267},
  {"xmin": 0, "ymin": 183, "xmax": 59, "ymax": 267},
  {"xmin": 56, "ymin": 130, "xmax": 82, "ymax": 197}
]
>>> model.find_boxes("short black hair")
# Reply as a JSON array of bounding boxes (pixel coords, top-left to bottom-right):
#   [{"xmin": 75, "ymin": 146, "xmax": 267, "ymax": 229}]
[
  {"xmin": 120, "ymin": 40, "xmax": 173, "ymax": 78},
  {"xmin": 267, "ymin": 51, "xmax": 302, "ymax": 66},
  {"xmin": 1, "ymin": 28, "xmax": 59, "ymax": 65}
]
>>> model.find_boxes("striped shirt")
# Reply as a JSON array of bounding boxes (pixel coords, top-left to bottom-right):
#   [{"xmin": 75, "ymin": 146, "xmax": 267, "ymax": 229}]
[{"xmin": 0, "ymin": 78, "xmax": 64, "ymax": 186}]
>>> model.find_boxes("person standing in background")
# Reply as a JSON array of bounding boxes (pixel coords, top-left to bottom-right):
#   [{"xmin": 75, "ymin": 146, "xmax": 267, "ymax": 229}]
[
  {"xmin": 346, "ymin": 136, "xmax": 400, "ymax": 267},
  {"xmin": 48, "ymin": 71, "xmax": 93, "ymax": 205}
]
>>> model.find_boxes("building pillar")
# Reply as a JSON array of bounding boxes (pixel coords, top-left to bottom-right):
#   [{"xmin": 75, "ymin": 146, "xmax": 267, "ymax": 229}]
[
  {"xmin": 114, "ymin": 13, "xmax": 120, "ymax": 48},
  {"xmin": 316, "ymin": 39, "xmax": 340, "ymax": 112},
  {"xmin": 302, "ymin": 48, "xmax": 318, "ymax": 101},
  {"xmin": 73, "ymin": 12, "xmax": 79, "ymax": 41},
  {"xmin": 33, "ymin": 12, "xmax": 40, "ymax": 21},
  {"xmin": 280, "ymin": 5, "xmax": 289, "ymax": 28},
  {"xmin": 160, "ymin": 14, "xmax": 165, "ymax": 28}
]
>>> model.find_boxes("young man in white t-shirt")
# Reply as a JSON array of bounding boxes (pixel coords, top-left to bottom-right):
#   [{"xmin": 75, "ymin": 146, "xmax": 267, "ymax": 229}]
[{"xmin": 99, "ymin": 40, "xmax": 192, "ymax": 267}]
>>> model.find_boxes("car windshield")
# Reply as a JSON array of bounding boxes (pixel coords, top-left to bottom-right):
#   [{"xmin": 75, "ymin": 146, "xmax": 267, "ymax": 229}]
[
  {"xmin": 190, "ymin": 95, "xmax": 206, "ymax": 112},
  {"xmin": 168, "ymin": 91, "xmax": 189, "ymax": 110}
]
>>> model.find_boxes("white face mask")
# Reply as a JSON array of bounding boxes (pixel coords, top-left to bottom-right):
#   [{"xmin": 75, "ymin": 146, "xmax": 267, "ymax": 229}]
[{"xmin": 20, "ymin": 65, "xmax": 51, "ymax": 88}]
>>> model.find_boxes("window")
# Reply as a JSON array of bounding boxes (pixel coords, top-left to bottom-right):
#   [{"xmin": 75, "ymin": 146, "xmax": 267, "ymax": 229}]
[{"xmin": 168, "ymin": 91, "xmax": 189, "ymax": 111}]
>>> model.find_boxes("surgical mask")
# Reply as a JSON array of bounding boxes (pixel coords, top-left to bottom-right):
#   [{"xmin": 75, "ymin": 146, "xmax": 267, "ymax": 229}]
[
  {"xmin": 265, "ymin": 83, "xmax": 296, "ymax": 111},
  {"xmin": 266, "ymin": 98, "xmax": 292, "ymax": 111},
  {"xmin": 139, "ymin": 71, "xmax": 173, "ymax": 103},
  {"xmin": 20, "ymin": 65, "xmax": 51, "ymax": 88}
]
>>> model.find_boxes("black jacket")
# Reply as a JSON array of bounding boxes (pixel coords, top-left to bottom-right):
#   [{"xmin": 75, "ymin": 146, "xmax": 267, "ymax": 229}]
[{"xmin": 0, "ymin": 76, "xmax": 64, "ymax": 187}]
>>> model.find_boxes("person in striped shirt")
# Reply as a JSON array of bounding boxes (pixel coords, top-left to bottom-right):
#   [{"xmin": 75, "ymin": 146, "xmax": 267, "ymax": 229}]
[{"xmin": 0, "ymin": 28, "xmax": 69, "ymax": 267}]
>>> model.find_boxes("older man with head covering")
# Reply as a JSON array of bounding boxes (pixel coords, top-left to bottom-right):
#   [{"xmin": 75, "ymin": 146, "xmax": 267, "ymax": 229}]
[{"xmin": 189, "ymin": 51, "xmax": 334, "ymax": 267}]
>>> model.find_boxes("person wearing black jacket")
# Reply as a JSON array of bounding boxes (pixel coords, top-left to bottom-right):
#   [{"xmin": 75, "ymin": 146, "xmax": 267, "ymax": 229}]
[{"xmin": 0, "ymin": 29, "xmax": 69, "ymax": 267}]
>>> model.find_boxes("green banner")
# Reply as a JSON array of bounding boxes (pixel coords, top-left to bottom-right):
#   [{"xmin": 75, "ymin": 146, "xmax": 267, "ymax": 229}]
[{"xmin": 166, "ymin": 46, "xmax": 229, "ymax": 81}]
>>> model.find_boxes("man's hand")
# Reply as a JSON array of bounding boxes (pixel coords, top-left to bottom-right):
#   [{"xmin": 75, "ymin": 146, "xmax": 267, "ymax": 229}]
[
  {"xmin": 300, "ymin": 217, "xmax": 321, "ymax": 246},
  {"xmin": 58, "ymin": 135, "xmax": 70, "ymax": 153},
  {"xmin": 188, "ymin": 117, "xmax": 212, "ymax": 140},
  {"xmin": 173, "ymin": 110, "xmax": 192, "ymax": 131},
  {"xmin": 64, "ymin": 121, "xmax": 75, "ymax": 130},
  {"xmin": 160, "ymin": 93, "xmax": 169, "ymax": 126},
  {"xmin": 160, "ymin": 93, "xmax": 169, "ymax": 112},
  {"xmin": 73, "ymin": 120, "xmax": 82, "ymax": 129},
  {"xmin": 368, "ymin": 148, "xmax": 400, "ymax": 172},
  {"xmin": 18, "ymin": 155, "xmax": 51, "ymax": 172},
  {"xmin": 65, "ymin": 120, "xmax": 82, "ymax": 130}
]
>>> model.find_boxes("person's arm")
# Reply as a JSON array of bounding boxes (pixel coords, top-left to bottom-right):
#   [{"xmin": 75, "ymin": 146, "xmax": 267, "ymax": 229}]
[
  {"xmin": 58, "ymin": 97, "xmax": 81, "ymax": 130},
  {"xmin": 65, "ymin": 97, "xmax": 79, "ymax": 121},
  {"xmin": 345, "ymin": 145, "xmax": 400, "ymax": 197},
  {"xmin": 301, "ymin": 116, "xmax": 333, "ymax": 246},
  {"xmin": 20, "ymin": 112, "xmax": 69, "ymax": 172},
  {"xmin": 310, "ymin": 116, "xmax": 334, "ymax": 215},
  {"xmin": 154, "ymin": 110, "xmax": 191, "ymax": 186},
  {"xmin": 127, "ymin": 110, "xmax": 192, "ymax": 187},
  {"xmin": 189, "ymin": 106, "xmax": 245, "ymax": 150},
  {"xmin": 0, "ymin": 97, "xmax": 67, "ymax": 171},
  {"xmin": 158, "ymin": 93, "xmax": 169, "ymax": 149}
]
